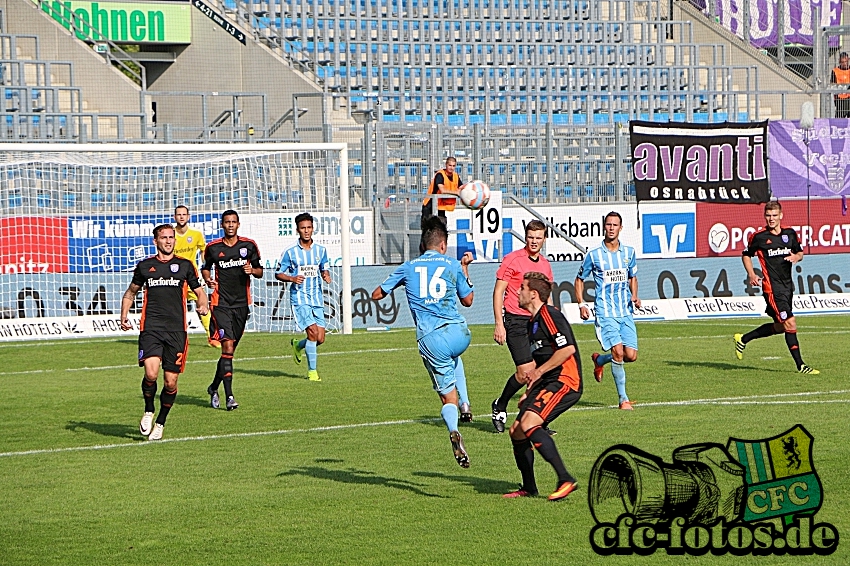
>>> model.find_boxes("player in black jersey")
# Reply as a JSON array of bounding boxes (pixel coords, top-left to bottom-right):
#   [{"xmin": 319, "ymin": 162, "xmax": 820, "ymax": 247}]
[
  {"xmin": 735, "ymin": 201, "xmax": 819, "ymax": 374},
  {"xmin": 201, "ymin": 210, "xmax": 263, "ymax": 410},
  {"xmin": 504, "ymin": 272, "xmax": 582, "ymax": 501},
  {"xmin": 120, "ymin": 223, "xmax": 208, "ymax": 441}
]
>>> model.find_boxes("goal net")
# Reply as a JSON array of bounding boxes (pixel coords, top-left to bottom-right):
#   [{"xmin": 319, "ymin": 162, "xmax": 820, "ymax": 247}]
[{"xmin": 0, "ymin": 143, "xmax": 354, "ymax": 340}]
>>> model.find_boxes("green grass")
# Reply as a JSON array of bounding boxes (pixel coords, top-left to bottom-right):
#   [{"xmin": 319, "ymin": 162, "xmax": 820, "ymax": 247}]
[{"xmin": 1, "ymin": 317, "xmax": 848, "ymax": 565}]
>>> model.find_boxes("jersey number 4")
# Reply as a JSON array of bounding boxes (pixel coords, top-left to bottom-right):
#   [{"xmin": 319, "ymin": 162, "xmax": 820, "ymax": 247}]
[{"xmin": 415, "ymin": 266, "xmax": 446, "ymax": 299}]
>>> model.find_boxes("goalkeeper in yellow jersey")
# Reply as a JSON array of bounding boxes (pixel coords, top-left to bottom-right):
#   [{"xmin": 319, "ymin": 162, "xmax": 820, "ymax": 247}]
[{"xmin": 173, "ymin": 205, "xmax": 218, "ymax": 347}]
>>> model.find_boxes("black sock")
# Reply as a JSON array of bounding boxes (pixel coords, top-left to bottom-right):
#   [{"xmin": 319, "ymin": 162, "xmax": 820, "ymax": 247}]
[
  {"xmin": 497, "ymin": 375, "xmax": 523, "ymax": 411},
  {"xmin": 220, "ymin": 355, "xmax": 234, "ymax": 398},
  {"xmin": 511, "ymin": 438, "xmax": 537, "ymax": 494},
  {"xmin": 141, "ymin": 378, "xmax": 157, "ymax": 413},
  {"xmin": 156, "ymin": 387, "xmax": 177, "ymax": 425},
  {"xmin": 785, "ymin": 331, "xmax": 805, "ymax": 368},
  {"xmin": 743, "ymin": 323, "xmax": 779, "ymax": 344},
  {"xmin": 528, "ymin": 427, "xmax": 575, "ymax": 486}
]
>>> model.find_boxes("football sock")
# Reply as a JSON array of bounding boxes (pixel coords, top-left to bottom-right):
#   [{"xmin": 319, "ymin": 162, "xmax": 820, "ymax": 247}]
[
  {"xmin": 496, "ymin": 375, "xmax": 523, "ymax": 411},
  {"xmin": 156, "ymin": 387, "xmax": 177, "ymax": 425},
  {"xmin": 512, "ymin": 437, "xmax": 537, "ymax": 494},
  {"xmin": 220, "ymin": 355, "xmax": 234, "ymax": 398},
  {"xmin": 785, "ymin": 331, "xmax": 805, "ymax": 368},
  {"xmin": 305, "ymin": 340, "xmax": 318, "ymax": 371},
  {"xmin": 200, "ymin": 311, "xmax": 211, "ymax": 335},
  {"xmin": 297, "ymin": 338, "xmax": 307, "ymax": 351},
  {"xmin": 528, "ymin": 427, "xmax": 575, "ymax": 485},
  {"xmin": 611, "ymin": 361, "xmax": 628, "ymax": 403},
  {"xmin": 440, "ymin": 402, "xmax": 459, "ymax": 433},
  {"xmin": 454, "ymin": 358, "xmax": 470, "ymax": 407},
  {"xmin": 743, "ymin": 323, "xmax": 780, "ymax": 343},
  {"xmin": 597, "ymin": 353, "xmax": 613, "ymax": 366},
  {"xmin": 141, "ymin": 378, "xmax": 157, "ymax": 413}
]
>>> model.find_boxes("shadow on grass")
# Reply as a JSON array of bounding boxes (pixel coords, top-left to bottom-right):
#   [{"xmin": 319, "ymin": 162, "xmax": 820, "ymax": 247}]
[
  {"xmin": 412, "ymin": 471, "xmax": 516, "ymax": 495},
  {"xmin": 277, "ymin": 466, "xmax": 445, "ymax": 498},
  {"xmin": 239, "ymin": 368, "xmax": 306, "ymax": 379},
  {"xmin": 65, "ymin": 421, "xmax": 141, "ymax": 440},
  {"xmin": 176, "ymin": 395, "xmax": 216, "ymax": 408},
  {"xmin": 664, "ymin": 360, "xmax": 780, "ymax": 372}
]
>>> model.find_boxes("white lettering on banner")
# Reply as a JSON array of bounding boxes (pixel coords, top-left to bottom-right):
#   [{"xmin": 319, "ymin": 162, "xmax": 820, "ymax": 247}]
[
  {"xmin": 683, "ymin": 297, "xmax": 758, "ymax": 315},
  {"xmin": 0, "ymin": 313, "xmax": 205, "ymax": 342},
  {"xmin": 603, "ymin": 268, "xmax": 628, "ymax": 285},
  {"xmin": 298, "ymin": 265, "xmax": 319, "ymax": 278},
  {"xmin": 2, "ymin": 257, "xmax": 49, "ymax": 274},
  {"xmin": 720, "ymin": 223, "xmax": 850, "ymax": 252}
]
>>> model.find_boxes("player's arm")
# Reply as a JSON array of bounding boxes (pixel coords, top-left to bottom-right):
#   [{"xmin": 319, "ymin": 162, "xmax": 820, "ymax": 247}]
[
  {"xmin": 493, "ymin": 278, "xmax": 509, "ymax": 344},
  {"xmin": 120, "ymin": 282, "xmax": 142, "ymax": 331},
  {"xmin": 629, "ymin": 276, "xmax": 641, "ymax": 309},
  {"xmin": 372, "ymin": 266, "xmax": 406, "ymax": 300},
  {"xmin": 575, "ymin": 255, "xmax": 592, "ymax": 320},
  {"xmin": 245, "ymin": 249, "xmax": 263, "ymax": 278},
  {"xmin": 320, "ymin": 248, "xmax": 332, "ymax": 284},
  {"xmin": 741, "ymin": 255, "xmax": 761, "ymax": 287},
  {"xmin": 189, "ymin": 268, "xmax": 209, "ymax": 316},
  {"xmin": 459, "ymin": 252, "xmax": 474, "ymax": 307},
  {"xmin": 201, "ymin": 248, "xmax": 217, "ymax": 289},
  {"xmin": 274, "ymin": 251, "xmax": 304, "ymax": 284},
  {"xmin": 787, "ymin": 232, "xmax": 804, "ymax": 264}
]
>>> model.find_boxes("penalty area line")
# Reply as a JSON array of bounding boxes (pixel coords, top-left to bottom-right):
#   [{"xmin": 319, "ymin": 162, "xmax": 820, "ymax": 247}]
[{"xmin": 2, "ymin": 389, "xmax": 849, "ymax": 459}]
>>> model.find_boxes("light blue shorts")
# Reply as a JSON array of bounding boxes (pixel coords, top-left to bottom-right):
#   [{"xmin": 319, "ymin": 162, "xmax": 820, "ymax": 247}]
[
  {"xmin": 418, "ymin": 323, "xmax": 471, "ymax": 396},
  {"xmin": 294, "ymin": 304, "xmax": 326, "ymax": 331},
  {"xmin": 595, "ymin": 316, "xmax": 638, "ymax": 352}
]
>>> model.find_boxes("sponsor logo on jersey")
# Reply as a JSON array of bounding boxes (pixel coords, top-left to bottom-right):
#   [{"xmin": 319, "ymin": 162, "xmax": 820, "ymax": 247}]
[
  {"xmin": 147, "ymin": 277, "xmax": 182, "ymax": 287},
  {"xmin": 768, "ymin": 247, "xmax": 792, "ymax": 257},
  {"xmin": 219, "ymin": 258, "xmax": 248, "ymax": 269}
]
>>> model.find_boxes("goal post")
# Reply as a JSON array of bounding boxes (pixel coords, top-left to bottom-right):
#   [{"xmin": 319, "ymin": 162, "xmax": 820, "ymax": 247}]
[{"xmin": 0, "ymin": 142, "xmax": 353, "ymax": 339}]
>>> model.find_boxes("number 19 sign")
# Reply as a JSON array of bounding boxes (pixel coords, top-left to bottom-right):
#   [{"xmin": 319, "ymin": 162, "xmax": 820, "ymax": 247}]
[{"xmin": 451, "ymin": 191, "xmax": 505, "ymax": 262}]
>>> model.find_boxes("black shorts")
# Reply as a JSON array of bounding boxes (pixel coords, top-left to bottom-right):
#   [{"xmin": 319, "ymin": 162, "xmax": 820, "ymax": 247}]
[
  {"xmin": 504, "ymin": 312, "xmax": 533, "ymax": 366},
  {"xmin": 210, "ymin": 305, "xmax": 249, "ymax": 346},
  {"xmin": 764, "ymin": 289, "xmax": 793, "ymax": 324},
  {"xmin": 519, "ymin": 378, "xmax": 582, "ymax": 425},
  {"xmin": 138, "ymin": 330, "xmax": 188, "ymax": 373}
]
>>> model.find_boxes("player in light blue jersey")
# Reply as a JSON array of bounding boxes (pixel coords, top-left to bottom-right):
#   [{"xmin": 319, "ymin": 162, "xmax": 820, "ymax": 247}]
[
  {"xmin": 275, "ymin": 213, "xmax": 332, "ymax": 382},
  {"xmin": 574, "ymin": 211, "xmax": 641, "ymax": 410},
  {"xmin": 372, "ymin": 218, "xmax": 475, "ymax": 468}
]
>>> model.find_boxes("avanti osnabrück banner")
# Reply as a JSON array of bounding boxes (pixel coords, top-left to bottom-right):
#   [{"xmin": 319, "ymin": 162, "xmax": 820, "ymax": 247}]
[
  {"xmin": 630, "ymin": 121, "xmax": 771, "ymax": 204},
  {"xmin": 769, "ymin": 119, "xmax": 850, "ymax": 198}
]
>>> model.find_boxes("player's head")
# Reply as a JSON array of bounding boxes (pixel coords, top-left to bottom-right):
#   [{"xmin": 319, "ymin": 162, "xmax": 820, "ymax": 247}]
[
  {"xmin": 603, "ymin": 211, "xmax": 623, "ymax": 243},
  {"xmin": 524, "ymin": 220, "xmax": 547, "ymax": 255},
  {"xmin": 444, "ymin": 156, "xmax": 457, "ymax": 174},
  {"xmin": 422, "ymin": 217, "xmax": 448, "ymax": 252},
  {"xmin": 519, "ymin": 271, "xmax": 552, "ymax": 310},
  {"xmin": 221, "ymin": 210, "xmax": 240, "ymax": 237},
  {"xmin": 840, "ymin": 52, "xmax": 849, "ymax": 70},
  {"xmin": 174, "ymin": 205, "xmax": 189, "ymax": 228},
  {"xmin": 152, "ymin": 223, "xmax": 175, "ymax": 255},
  {"xmin": 295, "ymin": 212, "xmax": 314, "ymax": 243},
  {"xmin": 764, "ymin": 201, "xmax": 782, "ymax": 228}
]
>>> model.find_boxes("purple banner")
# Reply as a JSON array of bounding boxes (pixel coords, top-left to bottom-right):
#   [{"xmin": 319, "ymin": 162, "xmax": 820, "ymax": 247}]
[
  {"xmin": 691, "ymin": 0, "xmax": 841, "ymax": 48},
  {"xmin": 769, "ymin": 119, "xmax": 850, "ymax": 198}
]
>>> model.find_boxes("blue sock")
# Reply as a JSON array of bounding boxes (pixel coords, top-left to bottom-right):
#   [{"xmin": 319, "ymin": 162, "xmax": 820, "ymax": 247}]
[
  {"xmin": 441, "ymin": 403, "xmax": 459, "ymax": 433},
  {"xmin": 305, "ymin": 340, "xmax": 317, "ymax": 371},
  {"xmin": 297, "ymin": 338, "xmax": 307, "ymax": 351},
  {"xmin": 611, "ymin": 360, "xmax": 628, "ymax": 403},
  {"xmin": 454, "ymin": 358, "xmax": 469, "ymax": 407},
  {"xmin": 598, "ymin": 353, "xmax": 613, "ymax": 366}
]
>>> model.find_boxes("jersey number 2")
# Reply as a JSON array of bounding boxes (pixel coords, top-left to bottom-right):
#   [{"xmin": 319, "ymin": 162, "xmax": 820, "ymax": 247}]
[{"xmin": 415, "ymin": 266, "xmax": 446, "ymax": 299}]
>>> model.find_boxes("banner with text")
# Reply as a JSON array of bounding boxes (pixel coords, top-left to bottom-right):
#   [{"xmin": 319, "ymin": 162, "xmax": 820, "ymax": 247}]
[
  {"xmin": 630, "ymin": 121, "xmax": 770, "ymax": 203},
  {"xmin": 769, "ymin": 119, "xmax": 850, "ymax": 198}
]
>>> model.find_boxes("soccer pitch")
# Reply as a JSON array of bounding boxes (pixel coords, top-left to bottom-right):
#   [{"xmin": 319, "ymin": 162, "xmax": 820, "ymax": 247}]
[{"xmin": 1, "ymin": 317, "xmax": 847, "ymax": 565}]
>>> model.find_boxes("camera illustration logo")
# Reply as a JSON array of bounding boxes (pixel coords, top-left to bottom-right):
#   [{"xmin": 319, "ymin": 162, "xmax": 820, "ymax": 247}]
[{"xmin": 588, "ymin": 425, "xmax": 838, "ymax": 556}]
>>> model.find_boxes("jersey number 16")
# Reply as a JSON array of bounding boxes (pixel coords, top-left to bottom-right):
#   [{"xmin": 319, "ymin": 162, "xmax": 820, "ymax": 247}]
[{"xmin": 415, "ymin": 266, "xmax": 446, "ymax": 299}]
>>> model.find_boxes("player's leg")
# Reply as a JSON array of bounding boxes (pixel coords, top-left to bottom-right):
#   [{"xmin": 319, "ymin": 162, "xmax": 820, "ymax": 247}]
[
  {"xmin": 189, "ymin": 289, "xmax": 218, "ymax": 348},
  {"xmin": 492, "ymin": 314, "xmax": 532, "ymax": 432},
  {"xmin": 303, "ymin": 307, "xmax": 327, "ymax": 382},
  {"xmin": 446, "ymin": 324, "xmax": 472, "ymax": 421},
  {"xmin": 736, "ymin": 294, "xmax": 784, "ymax": 358},
  {"xmin": 138, "ymin": 331, "xmax": 162, "ymax": 436},
  {"xmin": 207, "ymin": 308, "xmax": 225, "ymax": 407},
  {"xmin": 782, "ymin": 316, "xmax": 819, "ymax": 374},
  {"xmin": 220, "ymin": 339, "xmax": 238, "ymax": 410},
  {"xmin": 149, "ymin": 332, "xmax": 186, "ymax": 440},
  {"xmin": 518, "ymin": 382, "xmax": 580, "ymax": 500},
  {"xmin": 505, "ymin": 416, "xmax": 538, "ymax": 497}
]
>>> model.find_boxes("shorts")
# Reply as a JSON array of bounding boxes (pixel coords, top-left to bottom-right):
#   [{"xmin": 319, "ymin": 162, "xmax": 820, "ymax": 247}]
[
  {"xmin": 294, "ymin": 304, "xmax": 326, "ymax": 331},
  {"xmin": 595, "ymin": 316, "xmax": 638, "ymax": 352},
  {"xmin": 418, "ymin": 322, "xmax": 471, "ymax": 396},
  {"xmin": 504, "ymin": 311, "xmax": 533, "ymax": 366},
  {"xmin": 210, "ymin": 305, "xmax": 249, "ymax": 346},
  {"xmin": 764, "ymin": 290, "xmax": 793, "ymax": 323},
  {"xmin": 518, "ymin": 378, "xmax": 582, "ymax": 425},
  {"xmin": 138, "ymin": 330, "xmax": 188, "ymax": 373}
]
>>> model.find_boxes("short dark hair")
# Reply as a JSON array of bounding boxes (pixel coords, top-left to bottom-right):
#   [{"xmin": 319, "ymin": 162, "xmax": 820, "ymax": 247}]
[
  {"xmin": 525, "ymin": 220, "xmax": 546, "ymax": 236},
  {"xmin": 604, "ymin": 211, "xmax": 623, "ymax": 225},
  {"xmin": 445, "ymin": 156, "xmax": 457, "ymax": 165},
  {"xmin": 765, "ymin": 201, "xmax": 782, "ymax": 213},
  {"xmin": 222, "ymin": 209, "xmax": 239, "ymax": 222},
  {"xmin": 295, "ymin": 212, "xmax": 314, "ymax": 226},
  {"xmin": 524, "ymin": 271, "xmax": 553, "ymax": 303},
  {"xmin": 174, "ymin": 205, "xmax": 189, "ymax": 214},
  {"xmin": 153, "ymin": 223, "xmax": 174, "ymax": 238},
  {"xmin": 841, "ymin": 52, "xmax": 849, "ymax": 59},
  {"xmin": 422, "ymin": 216, "xmax": 449, "ymax": 249}
]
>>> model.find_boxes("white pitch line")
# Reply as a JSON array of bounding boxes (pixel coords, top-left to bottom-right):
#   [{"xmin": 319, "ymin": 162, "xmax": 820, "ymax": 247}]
[{"xmin": 1, "ymin": 389, "xmax": 848, "ymax": 459}]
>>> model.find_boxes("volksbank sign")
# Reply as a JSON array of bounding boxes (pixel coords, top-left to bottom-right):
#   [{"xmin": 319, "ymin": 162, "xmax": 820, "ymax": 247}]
[{"xmin": 37, "ymin": 0, "xmax": 191, "ymax": 43}]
